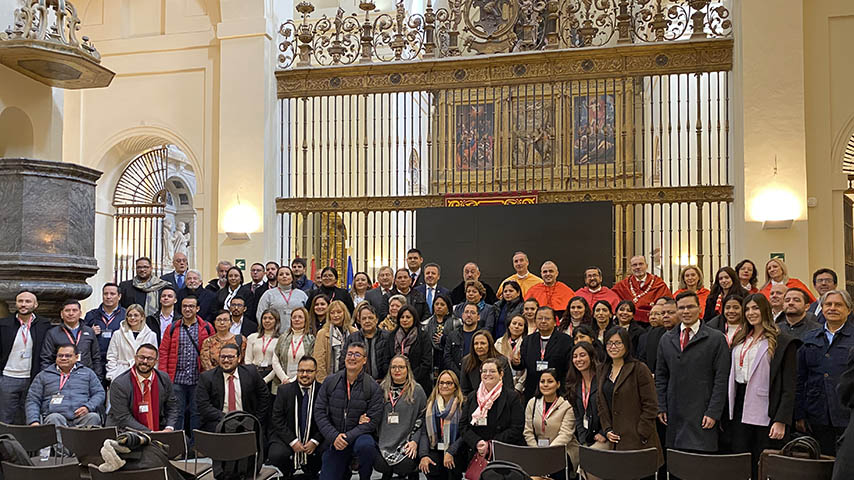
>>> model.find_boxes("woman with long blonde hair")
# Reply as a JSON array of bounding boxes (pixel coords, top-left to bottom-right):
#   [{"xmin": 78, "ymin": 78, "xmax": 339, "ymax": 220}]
[
  {"xmin": 726, "ymin": 293, "xmax": 799, "ymax": 478},
  {"xmin": 420, "ymin": 370, "xmax": 465, "ymax": 480},
  {"xmin": 313, "ymin": 300, "xmax": 356, "ymax": 381},
  {"xmin": 674, "ymin": 265, "xmax": 710, "ymax": 318},
  {"xmin": 758, "ymin": 258, "xmax": 815, "ymax": 303}
]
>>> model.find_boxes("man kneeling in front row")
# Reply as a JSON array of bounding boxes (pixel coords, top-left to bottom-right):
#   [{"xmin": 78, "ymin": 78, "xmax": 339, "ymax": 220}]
[
  {"xmin": 269, "ymin": 355, "xmax": 323, "ymax": 479},
  {"xmin": 26, "ymin": 344, "xmax": 104, "ymax": 429}
]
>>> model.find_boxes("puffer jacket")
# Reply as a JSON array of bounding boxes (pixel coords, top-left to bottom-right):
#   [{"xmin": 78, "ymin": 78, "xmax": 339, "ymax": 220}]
[
  {"xmin": 339, "ymin": 329, "xmax": 392, "ymax": 380},
  {"xmin": 314, "ymin": 369, "xmax": 384, "ymax": 451},
  {"xmin": 157, "ymin": 317, "xmax": 214, "ymax": 381},
  {"xmin": 26, "ymin": 363, "xmax": 105, "ymax": 424}
]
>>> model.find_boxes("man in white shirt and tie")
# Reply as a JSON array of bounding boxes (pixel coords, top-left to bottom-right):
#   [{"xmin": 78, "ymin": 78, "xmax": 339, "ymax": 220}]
[
  {"xmin": 365, "ymin": 266, "xmax": 395, "ymax": 319},
  {"xmin": 406, "ymin": 248, "xmax": 425, "ymax": 288},
  {"xmin": 415, "ymin": 263, "xmax": 450, "ymax": 318},
  {"xmin": 195, "ymin": 344, "xmax": 269, "ymax": 431}
]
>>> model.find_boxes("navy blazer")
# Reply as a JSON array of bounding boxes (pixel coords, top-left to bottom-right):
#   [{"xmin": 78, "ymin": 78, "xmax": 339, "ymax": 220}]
[
  {"xmin": 795, "ymin": 321, "xmax": 854, "ymax": 428},
  {"xmin": 415, "ymin": 284, "xmax": 450, "ymax": 312}
]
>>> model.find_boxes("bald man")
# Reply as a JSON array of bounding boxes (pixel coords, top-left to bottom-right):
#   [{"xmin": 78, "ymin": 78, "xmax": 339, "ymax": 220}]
[
  {"xmin": 768, "ymin": 283, "xmax": 788, "ymax": 323},
  {"xmin": 497, "ymin": 251, "xmax": 543, "ymax": 297},
  {"xmin": 526, "ymin": 261, "xmax": 575, "ymax": 316},
  {"xmin": 450, "ymin": 262, "xmax": 498, "ymax": 305},
  {"xmin": 612, "ymin": 255, "xmax": 672, "ymax": 324},
  {"xmin": 162, "ymin": 252, "xmax": 189, "ymax": 289},
  {"xmin": 0, "ymin": 291, "xmax": 52, "ymax": 424}
]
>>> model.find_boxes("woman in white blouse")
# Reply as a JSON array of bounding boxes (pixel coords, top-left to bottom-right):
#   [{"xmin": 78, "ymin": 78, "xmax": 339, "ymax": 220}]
[
  {"xmin": 106, "ymin": 304, "xmax": 158, "ymax": 381},
  {"xmin": 245, "ymin": 308, "xmax": 281, "ymax": 392},
  {"xmin": 272, "ymin": 306, "xmax": 315, "ymax": 393}
]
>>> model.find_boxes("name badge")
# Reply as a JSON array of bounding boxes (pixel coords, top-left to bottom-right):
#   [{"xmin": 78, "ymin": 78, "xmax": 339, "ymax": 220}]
[
  {"xmin": 20, "ymin": 350, "xmax": 31, "ymax": 359},
  {"xmin": 476, "ymin": 416, "xmax": 487, "ymax": 426},
  {"xmin": 536, "ymin": 361, "xmax": 549, "ymax": 372},
  {"xmin": 538, "ymin": 439, "xmax": 550, "ymax": 447},
  {"xmin": 50, "ymin": 395, "xmax": 64, "ymax": 405},
  {"xmin": 387, "ymin": 414, "xmax": 399, "ymax": 424},
  {"xmin": 583, "ymin": 417, "xmax": 589, "ymax": 429},
  {"xmin": 138, "ymin": 403, "xmax": 150, "ymax": 413},
  {"xmin": 102, "ymin": 331, "xmax": 112, "ymax": 339},
  {"xmin": 437, "ymin": 442, "xmax": 446, "ymax": 451}
]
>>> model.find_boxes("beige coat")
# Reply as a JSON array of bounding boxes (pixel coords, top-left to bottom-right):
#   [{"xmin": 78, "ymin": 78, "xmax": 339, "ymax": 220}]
[
  {"xmin": 523, "ymin": 396, "xmax": 580, "ymax": 471},
  {"xmin": 313, "ymin": 323, "xmax": 357, "ymax": 382}
]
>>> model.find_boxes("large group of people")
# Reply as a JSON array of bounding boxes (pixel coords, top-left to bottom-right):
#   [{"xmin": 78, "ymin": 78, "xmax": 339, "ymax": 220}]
[{"xmin": 2, "ymin": 248, "xmax": 854, "ymax": 480}]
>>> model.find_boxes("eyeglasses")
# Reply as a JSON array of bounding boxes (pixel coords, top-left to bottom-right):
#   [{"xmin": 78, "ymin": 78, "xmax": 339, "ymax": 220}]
[
  {"xmin": 135, "ymin": 355, "xmax": 156, "ymax": 362},
  {"xmin": 345, "ymin": 352, "xmax": 364, "ymax": 359},
  {"xmin": 56, "ymin": 354, "xmax": 75, "ymax": 359},
  {"xmin": 219, "ymin": 354, "xmax": 237, "ymax": 360},
  {"xmin": 606, "ymin": 341, "xmax": 624, "ymax": 348},
  {"xmin": 297, "ymin": 369, "xmax": 316, "ymax": 374}
]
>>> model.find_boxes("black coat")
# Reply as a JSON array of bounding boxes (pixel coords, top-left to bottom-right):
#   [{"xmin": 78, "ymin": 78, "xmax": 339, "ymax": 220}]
[
  {"xmin": 393, "ymin": 288, "xmax": 429, "ymax": 321},
  {"xmin": 106, "ymin": 368, "xmax": 179, "ymax": 431},
  {"xmin": 453, "ymin": 303, "xmax": 497, "ymax": 335},
  {"xmin": 40, "ymin": 324, "xmax": 104, "ymax": 380},
  {"xmin": 339, "ymin": 329, "xmax": 392, "ymax": 380},
  {"xmin": 0, "ymin": 315, "xmax": 52, "ymax": 379},
  {"xmin": 388, "ymin": 326, "xmax": 433, "ymax": 395},
  {"xmin": 518, "ymin": 331, "xmax": 573, "ymax": 399},
  {"xmin": 314, "ymin": 369, "xmax": 384, "ymax": 451},
  {"xmin": 271, "ymin": 380, "xmax": 324, "ymax": 447},
  {"xmin": 451, "ymin": 281, "xmax": 498, "ymax": 306},
  {"xmin": 492, "ymin": 298, "xmax": 524, "ymax": 339},
  {"xmin": 459, "ymin": 387, "xmax": 524, "ymax": 462},
  {"xmin": 307, "ymin": 286, "xmax": 355, "ymax": 314},
  {"xmin": 833, "ymin": 348, "xmax": 854, "ymax": 480},
  {"xmin": 765, "ymin": 332, "xmax": 801, "ymax": 424},
  {"xmin": 442, "ymin": 325, "xmax": 475, "ymax": 376},
  {"xmin": 195, "ymin": 364, "xmax": 271, "ymax": 432},
  {"xmin": 702, "ymin": 286, "xmax": 749, "ymax": 322},
  {"xmin": 459, "ymin": 356, "xmax": 514, "ymax": 398},
  {"xmin": 570, "ymin": 377, "xmax": 603, "ymax": 446},
  {"xmin": 177, "ymin": 287, "xmax": 217, "ymax": 323},
  {"xmin": 638, "ymin": 326, "xmax": 669, "ymax": 373},
  {"xmin": 655, "ymin": 323, "xmax": 730, "ymax": 451},
  {"xmin": 365, "ymin": 287, "xmax": 392, "ymax": 320}
]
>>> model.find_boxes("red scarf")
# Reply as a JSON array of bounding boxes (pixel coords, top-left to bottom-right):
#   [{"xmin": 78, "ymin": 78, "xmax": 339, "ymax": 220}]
[{"xmin": 131, "ymin": 370, "xmax": 161, "ymax": 431}]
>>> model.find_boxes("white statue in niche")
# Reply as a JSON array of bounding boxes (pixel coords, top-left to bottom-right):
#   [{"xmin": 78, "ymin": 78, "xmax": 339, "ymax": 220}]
[
  {"xmin": 162, "ymin": 218, "xmax": 191, "ymax": 266},
  {"xmin": 173, "ymin": 222, "xmax": 191, "ymax": 257},
  {"xmin": 162, "ymin": 217, "xmax": 175, "ymax": 266}
]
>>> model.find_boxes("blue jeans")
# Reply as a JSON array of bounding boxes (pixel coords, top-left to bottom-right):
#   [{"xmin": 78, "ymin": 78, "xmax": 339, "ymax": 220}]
[
  {"xmin": 0, "ymin": 375, "xmax": 31, "ymax": 424},
  {"xmin": 174, "ymin": 383, "xmax": 199, "ymax": 443},
  {"xmin": 320, "ymin": 434, "xmax": 377, "ymax": 480}
]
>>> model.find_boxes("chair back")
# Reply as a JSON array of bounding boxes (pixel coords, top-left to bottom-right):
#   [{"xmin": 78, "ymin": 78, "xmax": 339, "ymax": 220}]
[
  {"xmin": 578, "ymin": 446, "xmax": 659, "ymax": 480},
  {"xmin": 192, "ymin": 430, "xmax": 257, "ymax": 462},
  {"xmin": 492, "ymin": 440, "xmax": 567, "ymax": 477},
  {"xmin": 0, "ymin": 423, "xmax": 57, "ymax": 452},
  {"xmin": 146, "ymin": 430, "xmax": 187, "ymax": 460},
  {"xmin": 763, "ymin": 453, "xmax": 835, "ymax": 480},
  {"xmin": 88, "ymin": 466, "xmax": 169, "ymax": 480},
  {"xmin": 1, "ymin": 460, "xmax": 80, "ymax": 480},
  {"xmin": 667, "ymin": 449, "xmax": 751, "ymax": 480},
  {"xmin": 57, "ymin": 426, "xmax": 117, "ymax": 464}
]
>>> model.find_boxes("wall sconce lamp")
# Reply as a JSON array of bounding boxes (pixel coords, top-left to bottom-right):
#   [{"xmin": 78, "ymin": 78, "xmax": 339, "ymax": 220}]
[
  {"xmin": 223, "ymin": 196, "xmax": 259, "ymax": 241},
  {"xmin": 762, "ymin": 219, "xmax": 794, "ymax": 230}
]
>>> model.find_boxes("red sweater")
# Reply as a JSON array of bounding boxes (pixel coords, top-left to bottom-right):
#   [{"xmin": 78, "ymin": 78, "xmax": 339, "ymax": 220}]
[{"xmin": 158, "ymin": 317, "xmax": 214, "ymax": 380}]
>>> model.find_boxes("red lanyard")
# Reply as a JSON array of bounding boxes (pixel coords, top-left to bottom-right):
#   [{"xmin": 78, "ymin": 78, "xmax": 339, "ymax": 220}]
[
  {"xmin": 58, "ymin": 373, "xmax": 70, "ymax": 392},
  {"xmin": 346, "ymin": 381, "xmax": 351, "ymax": 401},
  {"xmin": 726, "ymin": 324, "xmax": 741, "ymax": 347},
  {"xmin": 63, "ymin": 327, "xmax": 82, "ymax": 346},
  {"xmin": 581, "ymin": 380, "xmax": 591, "ymax": 410},
  {"xmin": 388, "ymin": 390, "xmax": 400, "ymax": 411},
  {"xmin": 102, "ymin": 310, "xmax": 118, "ymax": 329},
  {"xmin": 18, "ymin": 317, "xmax": 32, "ymax": 348},
  {"xmin": 290, "ymin": 335, "xmax": 304, "ymax": 360},
  {"xmin": 261, "ymin": 336, "xmax": 275, "ymax": 355},
  {"xmin": 739, "ymin": 334, "xmax": 761, "ymax": 367},
  {"xmin": 278, "ymin": 287, "xmax": 294, "ymax": 304},
  {"xmin": 540, "ymin": 338, "xmax": 548, "ymax": 360},
  {"xmin": 542, "ymin": 398, "xmax": 559, "ymax": 432}
]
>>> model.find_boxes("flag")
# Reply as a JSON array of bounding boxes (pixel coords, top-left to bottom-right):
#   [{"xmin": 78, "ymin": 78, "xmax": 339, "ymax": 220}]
[{"xmin": 346, "ymin": 256, "xmax": 354, "ymax": 290}]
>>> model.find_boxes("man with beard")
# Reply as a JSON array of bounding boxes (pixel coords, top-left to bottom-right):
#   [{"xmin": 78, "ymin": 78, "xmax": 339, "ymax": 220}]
[
  {"xmin": 178, "ymin": 270, "xmax": 217, "ymax": 323},
  {"xmin": 575, "ymin": 266, "xmax": 621, "ymax": 312},
  {"xmin": 119, "ymin": 257, "xmax": 170, "ymax": 317},
  {"xmin": 292, "ymin": 258, "xmax": 315, "ymax": 293},
  {"xmin": 265, "ymin": 261, "xmax": 280, "ymax": 289},
  {"xmin": 613, "ymin": 256, "xmax": 672, "ymax": 324},
  {"xmin": 0, "ymin": 291, "xmax": 52, "ymax": 424},
  {"xmin": 206, "ymin": 260, "xmax": 232, "ymax": 293},
  {"xmin": 450, "ymin": 262, "xmax": 498, "ymax": 305},
  {"xmin": 269, "ymin": 356, "xmax": 324, "ymax": 478},
  {"xmin": 525, "ymin": 261, "xmax": 575, "ymax": 317},
  {"xmin": 195, "ymin": 343, "xmax": 270, "ymax": 431},
  {"xmin": 107, "ymin": 344, "xmax": 179, "ymax": 431},
  {"xmin": 778, "ymin": 288, "xmax": 820, "ymax": 340}
]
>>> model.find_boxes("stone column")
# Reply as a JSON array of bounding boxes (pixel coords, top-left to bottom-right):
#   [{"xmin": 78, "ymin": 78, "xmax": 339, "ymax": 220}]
[{"xmin": 0, "ymin": 158, "xmax": 102, "ymax": 319}]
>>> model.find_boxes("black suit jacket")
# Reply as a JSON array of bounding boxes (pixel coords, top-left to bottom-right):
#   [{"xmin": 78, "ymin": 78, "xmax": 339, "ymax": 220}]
[
  {"xmin": 118, "ymin": 280, "xmax": 152, "ymax": 309},
  {"xmin": 415, "ymin": 284, "xmax": 450, "ymax": 311},
  {"xmin": 161, "ymin": 271, "xmax": 189, "ymax": 290},
  {"xmin": 518, "ymin": 330, "xmax": 573, "ymax": 399},
  {"xmin": 0, "ymin": 315, "xmax": 52, "ymax": 379},
  {"xmin": 271, "ymin": 381, "xmax": 324, "ymax": 446},
  {"xmin": 408, "ymin": 269, "xmax": 425, "ymax": 288},
  {"xmin": 196, "ymin": 364, "xmax": 270, "ymax": 431},
  {"xmin": 178, "ymin": 287, "xmax": 217, "ymax": 323},
  {"xmin": 365, "ymin": 287, "xmax": 392, "ymax": 320},
  {"xmin": 459, "ymin": 387, "xmax": 524, "ymax": 462}
]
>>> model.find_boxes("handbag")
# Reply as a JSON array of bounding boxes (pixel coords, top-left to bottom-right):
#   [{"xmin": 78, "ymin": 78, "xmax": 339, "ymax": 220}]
[{"xmin": 465, "ymin": 453, "xmax": 489, "ymax": 480}]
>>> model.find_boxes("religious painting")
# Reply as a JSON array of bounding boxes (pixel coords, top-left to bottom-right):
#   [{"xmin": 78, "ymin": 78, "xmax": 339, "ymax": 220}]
[
  {"xmin": 510, "ymin": 97, "xmax": 556, "ymax": 167},
  {"xmin": 454, "ymin": 102, "xmax": 495, "ymax": 170},
  {"xmin": 572, "ymin": 93, "xmax": 617, "ymax": 165}
]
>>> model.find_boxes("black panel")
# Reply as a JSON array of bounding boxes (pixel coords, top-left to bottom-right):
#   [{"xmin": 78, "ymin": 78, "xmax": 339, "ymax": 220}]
[{"xmin": 416, "ymin": 202, "xmax": 615, "ymax": 293}]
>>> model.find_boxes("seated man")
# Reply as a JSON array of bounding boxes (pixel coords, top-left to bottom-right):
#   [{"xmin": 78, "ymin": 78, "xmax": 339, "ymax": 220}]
[
  {"xmin": 195, "ymin": 343, "xmax": 270, "ymax": 432},
  {"xmin": 107, "ymin": 344, "xmax": 179, "ymax": 431},
  {"xmin": 269, "ymin": 356, "xmax": 324, "ymax": 479},
  {"xmin": 315, "ymin": 342, "xmax": 384, "ymax": 480},
  {"xmin": 26, "ymin": 344, "xmax": 105, "ymax": 428}
]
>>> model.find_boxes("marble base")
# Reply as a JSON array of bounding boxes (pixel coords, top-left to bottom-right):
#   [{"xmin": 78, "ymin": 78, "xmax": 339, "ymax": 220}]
[{"xmin": 0, "ymin": 158, "xmax": 102, "ymax": 319}]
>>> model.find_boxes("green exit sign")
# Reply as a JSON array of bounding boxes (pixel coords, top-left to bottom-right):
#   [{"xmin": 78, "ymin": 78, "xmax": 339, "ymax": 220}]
[
  {"xmin": 770, "ymin": 252, "xmax": 785, "ymax": 261},
  {"xmin": 235, "ymin": 258, "xmax": 246, "ymax": 270}
]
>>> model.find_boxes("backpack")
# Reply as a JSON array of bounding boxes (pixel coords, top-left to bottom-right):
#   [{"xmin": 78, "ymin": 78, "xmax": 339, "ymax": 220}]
[
  {"xmin": 0, "ymin": 434, "xmax": 33, "ymax": 480},
  {"xmin": 480, "ymin": 461, "xmax": 532, "ymax": 480},
  {"xmin": 214, "ymin": 411, "xmax": 264, "ymax": 480}
]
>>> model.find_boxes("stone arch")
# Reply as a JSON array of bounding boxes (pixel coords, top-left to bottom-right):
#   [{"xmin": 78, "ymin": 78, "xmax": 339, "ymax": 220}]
[{"xmin": 0, "ymin": 106, "xmax": 34, "ymax": 158}]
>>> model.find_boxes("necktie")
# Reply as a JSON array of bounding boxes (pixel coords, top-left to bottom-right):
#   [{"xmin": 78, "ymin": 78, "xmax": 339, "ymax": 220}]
[
  {"xmin": 251, "ymin": 284, "xmax": 256, "ymax": 294},
  {"xmin": 411, "ymin": 273, "xmax": 417, "ymax": 285},
  {"xmin": 299, "ymin": 388, "xmax": 309, "ymax": 435},
  {"xmin": 176, "ymin": 274, "xmax": 184, "ymax": 289},
  {"xmin": 427, "ymin": 287, "xmax": 434, "ymax": 313},
  {"xmin": 142, "ymin": 378, "xmax": 153, "ymax": 429},
  {"xmin": 227, "ymin": 375, "xmax": 237, "ymax": 412},
  {"xmin": 680, "ymin": 328, "xmax": 690, "ymax": 351}
]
